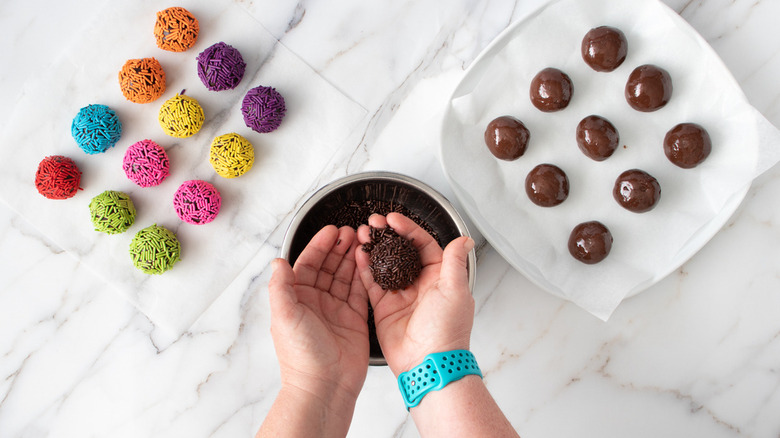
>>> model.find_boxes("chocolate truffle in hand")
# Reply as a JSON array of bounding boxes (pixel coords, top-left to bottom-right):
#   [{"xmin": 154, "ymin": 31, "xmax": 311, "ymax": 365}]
[
  {"xmin": 363, "ymin": 226, "xmax": 422, "ymax": 291},
  {"xmin": 625, "ymin": 64, "xmax": 672, "ymax": 112},
  {"xmin": 525, "ymin": 164, "xmax": 569, "ymax": 207},
  {"xmin": 530, "ymin": 68, "xmax": 573, "ymax": 112},
  {"xmin": 568, "ymin": 221, "xmax": 613, "ymax": 265},
  {"xmin": 576, "ymin": 115, "xmax": 620, "ymax": 161},
  {"xmin": 484, "ymin": 116, "xmax": 530, "ymax": 161},
  {"xmin": 663, "ymin": 123, "xmax": 711, "ymax": 168},
  {"xmin": 613, "ymin": 169, "xmax": 661, "ymax": 213},
  {"xmin": 581, "ymin": 26, "xmax": 628, "ymax": 72}
]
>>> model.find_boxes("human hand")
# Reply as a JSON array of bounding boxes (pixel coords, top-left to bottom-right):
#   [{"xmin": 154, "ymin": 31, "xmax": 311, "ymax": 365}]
[
  {"xmin": 356, "ymin": 213, "xmax": 475, "ymax": 376},
  {"xmin": 268, "ymin": 225, "xmax": 369, "ymax": 402}
]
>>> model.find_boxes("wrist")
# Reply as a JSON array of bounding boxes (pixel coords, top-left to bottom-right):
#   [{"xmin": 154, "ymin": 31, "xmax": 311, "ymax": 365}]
[{"xmin": 280, "ymin": 372, "xmax": 361, "ymax": 412}]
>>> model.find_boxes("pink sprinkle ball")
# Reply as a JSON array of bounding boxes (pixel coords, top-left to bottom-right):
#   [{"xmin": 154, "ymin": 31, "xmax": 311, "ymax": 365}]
[
  {"xmin": 173, "ymin": 180, "xmax": 222, "ymax": 224},
  {"xmin": 123, "ymin": 139, "xmax": 170, "ymax": 187}
]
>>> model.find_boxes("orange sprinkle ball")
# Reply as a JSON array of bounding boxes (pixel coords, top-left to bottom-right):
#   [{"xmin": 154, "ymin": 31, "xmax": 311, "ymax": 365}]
[
  {"xmin": 118, "ymin": 57, "xmax": 166, "ymax": 104},
  {"xmin": 154, "ymin": 7, "xmax": 199, "ymax": 52}
]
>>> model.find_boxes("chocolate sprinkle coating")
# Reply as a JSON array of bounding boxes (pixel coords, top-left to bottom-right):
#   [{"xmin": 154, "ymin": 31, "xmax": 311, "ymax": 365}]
[{"xmin": 363, "ymin": 226, "xmax": 422, "ymax": 291}]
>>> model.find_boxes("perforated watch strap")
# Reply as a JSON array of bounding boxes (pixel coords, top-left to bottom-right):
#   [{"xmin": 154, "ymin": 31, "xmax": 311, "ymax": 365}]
[{"xmin": 398, "ymin": 350, "xmax": 482, "ymax": 409}]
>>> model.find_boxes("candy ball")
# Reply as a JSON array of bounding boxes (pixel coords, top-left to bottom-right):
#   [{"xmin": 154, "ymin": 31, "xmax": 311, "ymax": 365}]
[
  {"xmin": 71, "ymin": 104, "xmax": 122, "ymax": 155},
  {"xmin": 158, "ymin": 93, "xmax": 204, "ymax": 138},
  {"xmin": 119, "ymin": 57, "xmax": 166, "ymax": 104},
  {"xmin": 89, "ymin": 190, "xmax": 136, "ymax": 234},
  {"xmin": 35, "ymin": 155, "xmax": 82, "ymax": 199},
  {"xmin": 209, "ymin": 133, "xmax": 254, "ymax": 178},
  {"xmin": 154, "ymin": 7, "xmax": 199, "ymax": 52},
  {"xmin": 123, "ymin": 139, "xmax": 170, "ymax": 187},
  {"xmin": 173, "ymin": 180, "xmax": 221, "ymax": 225},
  {"xmin": 129, "ymin": 224, "xmax": 181, "ymax": 274},
  {"xmin": 196, "ymin": 42, "xmax": 246, "ymax": 91},
  {"xmin": 241, "ymin": 86, "xmax": 286, "ymax": 133}
]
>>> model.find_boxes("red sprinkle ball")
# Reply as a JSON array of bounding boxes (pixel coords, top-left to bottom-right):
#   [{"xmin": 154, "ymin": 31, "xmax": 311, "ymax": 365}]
[{"xmin": 35, "ymin": 155, "xmax": 83, "ymax": 200}]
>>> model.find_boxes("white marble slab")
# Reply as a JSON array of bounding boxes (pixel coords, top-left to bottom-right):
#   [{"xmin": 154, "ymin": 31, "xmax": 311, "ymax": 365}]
[
  {"xmin": 1, "ymin": 0, "xmax": 779, "ymax": 437},
  {"xmin": 0, "ymin": 0, "xmax": 366, "ymax": 334}
]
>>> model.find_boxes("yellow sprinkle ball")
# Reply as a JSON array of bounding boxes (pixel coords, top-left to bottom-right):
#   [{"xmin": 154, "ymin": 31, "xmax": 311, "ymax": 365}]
[
  {"xmin": 209, "ymin": 133, "xmax": 255, "ymax": 178},
  {"xmin": 158, "ymin": 93, "xmax": 205, "ymax": 138}
]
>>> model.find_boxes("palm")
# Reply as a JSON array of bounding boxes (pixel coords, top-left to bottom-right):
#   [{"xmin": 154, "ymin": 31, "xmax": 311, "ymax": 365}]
[
  {"xmin": 356, "ymin": 213, "xmax": 474, "ymax": 376},
  {"xmin": 269, "ymin": 225, "xmax": 369, "ymax": 397}
]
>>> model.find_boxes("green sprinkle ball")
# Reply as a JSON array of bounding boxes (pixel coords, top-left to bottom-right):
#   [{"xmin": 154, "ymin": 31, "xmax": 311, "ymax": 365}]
[
  {"xmin": 89, "ymin": 190, "xmax": 136, "ymax": 234},
  {"xmin": 129, "ymin": 224, "xmax": 181, "ymax": 275}
]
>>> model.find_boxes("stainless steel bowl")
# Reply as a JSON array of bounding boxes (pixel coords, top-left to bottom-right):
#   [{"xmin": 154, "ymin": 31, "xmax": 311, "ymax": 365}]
[{"xmin": 280, "ymin": 171, "xmax": 476, "ymax": 366}]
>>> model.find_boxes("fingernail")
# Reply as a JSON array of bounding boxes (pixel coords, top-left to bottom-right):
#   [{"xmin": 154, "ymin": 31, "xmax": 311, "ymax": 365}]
[{"xmin": 464, "ymin": 237, "xmax": 475, "ymax": 252}]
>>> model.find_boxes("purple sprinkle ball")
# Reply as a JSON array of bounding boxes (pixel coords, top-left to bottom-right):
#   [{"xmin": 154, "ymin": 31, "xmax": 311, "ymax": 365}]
[
  {"xmin": 196, "ymin": 42, "xmax": 246, "ymax": 91},
  {"xmin": 241, "ymin": 86, "xmax": 286, "ymax": 133},
  {"xmin": 173, "ymin": 180, "xmax": 222, "ymax": 225},
  {"xmin": 123, "ymin": 139, "xmax": 170, "ymax": 187}
]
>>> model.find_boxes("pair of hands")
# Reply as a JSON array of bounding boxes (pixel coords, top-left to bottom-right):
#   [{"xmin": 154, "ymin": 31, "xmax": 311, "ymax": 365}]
[{"xmin": 268, "ymin": 213, "xmax": 476, "ymax": 404}]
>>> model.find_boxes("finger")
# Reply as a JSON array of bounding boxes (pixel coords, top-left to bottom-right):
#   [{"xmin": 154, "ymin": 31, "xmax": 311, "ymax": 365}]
[
  {"xmin": 367, "ymin": 213, "xmax": 388, "ymax": 230},
  {"xmin": 328, "ymin": 227, "xmax": 358, "ymax": 301},
  {"xmin": 385, "ymin": 212, "xmax": 442, "ymax": 266},
  {"xmin": 354, "ymin": 237, "xmax": 387, "ymax": 308},
  {"xmin": 347, "ymin": 262, "xmax": 369, "ymax": 321},
  {"xmin": 268, "ymin": 258, "xmax": 300, "ymax": 324},
  {"xmin": 439, "ymin": 236, "xmax": 475, "ymax": 295},
  {"xmin": 356, "ymin": 224, "xmax": 371, "ymax": 245},
  {"xmin": 314, "ymin": 226, "xmax": 355, "ymax": 292},
  {"xmin": 293, "ymin": 225, "xmax": 339, "ymax": 288}
]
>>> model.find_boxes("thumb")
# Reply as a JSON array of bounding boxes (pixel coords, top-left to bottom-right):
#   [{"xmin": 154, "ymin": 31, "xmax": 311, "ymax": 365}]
[
  {"xmin": 268, "ymin": 258, "xmax": 299, "ymax": 322},
  {"xmin": 439, "ymin": 236, "xmax": 475, "ymax": 295}
]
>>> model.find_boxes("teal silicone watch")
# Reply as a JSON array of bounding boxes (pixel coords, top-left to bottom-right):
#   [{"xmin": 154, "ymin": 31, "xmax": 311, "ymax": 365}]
[{"xmin": 398, "ymin": 349, "xmax": 482, "ymax": 409}]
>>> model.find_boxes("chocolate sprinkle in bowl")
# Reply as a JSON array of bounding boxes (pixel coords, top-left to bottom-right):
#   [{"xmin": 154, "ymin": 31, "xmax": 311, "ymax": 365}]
[{"xmin": 281, "ymin": 171, "xmax": 476, "ymax": 366}]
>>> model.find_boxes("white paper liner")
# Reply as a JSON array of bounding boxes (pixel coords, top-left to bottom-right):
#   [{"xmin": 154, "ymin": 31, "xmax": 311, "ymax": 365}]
[
  {"xmin": 0, "ymin": 1, "xmax": 367, "ymax": 334},
  {"xmin": 440, "ymin": 0, "xmax": 780, "ymax": 320}
]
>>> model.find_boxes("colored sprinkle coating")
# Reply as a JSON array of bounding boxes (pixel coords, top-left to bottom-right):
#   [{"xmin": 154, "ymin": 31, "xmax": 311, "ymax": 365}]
[
  {"xmin": 154, "ymin": 7, "xmax": 199, "ymax": 52},
  {"xmin": 71, "ymin": 104, "xmax": 122, "ymax": 155},
  {"xmin": 129, "ymin": 224, "xmax": 181, "ymax": 275},
  {"xmin": 123, "ymin": 139, "xmax": 170, "ymax": 187},
  {"xmin": 362, "ymin": 226, "xmax": 422, "ymax": 291},
  {"xmin": 196, "ymin": 42, "xmax": 246, "ymax": 91},
  {"xmin": 89, "ymin": 190, "xmax": 136, "ymax": 234},
  {"xmin": 173, "ymin": 180, "xmax": 221, "ymax": 225},
  {"xmin": 241, "ymin": 86, "xmax": 286, "ymax": 133},
  {"xmin": 118, "ymin": 57, "xmax": 166, "ymax": 104},
  {"xmin": 158, "ymin": 93, "xmax": 204, "ymax": 138},
  {"xmin": 35, "ymin": 155, "xmax": 82, "ymax": 200},
  {"xmin": 209, "ymin": 133, "xmax": 254, "ymax": 178}
]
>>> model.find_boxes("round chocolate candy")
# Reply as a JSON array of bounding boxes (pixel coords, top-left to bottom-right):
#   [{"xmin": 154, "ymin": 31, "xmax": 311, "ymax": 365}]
[
  {"xmin": 581, "ymin": 26, "xmax": 628, "ymax": 72},
  {"xmin": 663, "ymin": 123, "xmax": 711, "ymax": 168},
  {"xmin": 530, "ymin": 68, "xmax": 573, "ymax": 112},
  {"xmin": 576, "ymin": 115, "xmax": 619, "ymax": 161},
  {"xmin": 484, "ymin": 116, "xmax": 530, "ymax": 161},
  {"xmin": 525, "ymin": 164, "xmax": 569, "ymax": 207},
  {"xmin": 625, "ymin": 64, "xmax": 672, "ymax": 112},
  {"xmin": 568, "ymin": 221, "xmax": 613, "ymax": 265},
  {"xmin": 613, "ymin": 169, "xmax": 661, "ymax": 213}
]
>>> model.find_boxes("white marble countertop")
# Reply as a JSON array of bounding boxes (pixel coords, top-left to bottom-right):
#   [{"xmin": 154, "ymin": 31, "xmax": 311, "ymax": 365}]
[{"xmin": 2, "ymin": 0, "xmax": 779, "ymax": 437}]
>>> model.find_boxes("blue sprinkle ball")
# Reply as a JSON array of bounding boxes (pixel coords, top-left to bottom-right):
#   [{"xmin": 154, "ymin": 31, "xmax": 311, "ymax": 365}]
[{"xmin": 71, "ymin": 104, "xmax": 122, "ymax": 154}]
